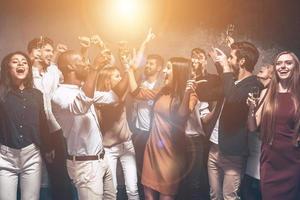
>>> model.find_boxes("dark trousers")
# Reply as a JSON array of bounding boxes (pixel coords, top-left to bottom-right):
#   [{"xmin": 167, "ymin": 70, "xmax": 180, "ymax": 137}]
[
  {"xmin": 132, "ymin": 128, "xmax": 150, "ymax": 200},
  {"xmin": 177, "ymin": 135, "xmax": 210, "ymax": 200},
  {"xmin": 241, "ymin": 174, "xmax": 262, "ymax": 200},
  {"xmin": 44, "ymin": 129, "xmax": 73, "ymax": 200}
]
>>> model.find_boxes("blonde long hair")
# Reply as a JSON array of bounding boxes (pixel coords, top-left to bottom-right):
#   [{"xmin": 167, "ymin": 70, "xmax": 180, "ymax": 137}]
[{"xmin": 97, "ymin": 65, "xmax": 119, "ymax": 91}]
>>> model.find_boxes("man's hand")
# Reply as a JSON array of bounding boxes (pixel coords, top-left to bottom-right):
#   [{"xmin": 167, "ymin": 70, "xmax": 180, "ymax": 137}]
[
  {"xmin": 45, "ymin": 150, "xmax": 55, "ymax": 163},
  {"xmin": 78, "ymin": 36, "xmax": 91, "ymax": 48},
  {"xmin": 209, "ymin": 48, "xmax": 230, "ymax": 72},
  {"xmin": 90, "ymin": 35, "xmax": 105, "ymax": 48},
  {"xmin": 143, "ymin": 28, "xmax": 156, "ymax": 44},
  {"xmin": 56, "ymin": 43, "xmax": 68, "ymax": 53}
]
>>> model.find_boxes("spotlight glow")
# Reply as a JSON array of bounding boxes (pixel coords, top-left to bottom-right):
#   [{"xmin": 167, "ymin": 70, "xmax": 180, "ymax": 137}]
[{"xmin": 117, "ymin": 0, "xmax": 138, "ymax": 16}]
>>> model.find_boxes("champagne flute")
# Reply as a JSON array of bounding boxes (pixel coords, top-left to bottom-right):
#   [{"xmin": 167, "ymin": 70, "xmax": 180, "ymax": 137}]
[{"xmin": 250, "ymin": 86, "xmax": 260, "ymax": 102}]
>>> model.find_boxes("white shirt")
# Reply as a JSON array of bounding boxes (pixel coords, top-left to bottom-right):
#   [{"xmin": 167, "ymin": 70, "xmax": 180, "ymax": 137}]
[
  {"xmin": 52, "ymin": 84, "xmax": 118, "ymax": 156},
  {"xmin": 185, "ymin": 101, "xmax": 210, "ymax": 137},
  {"xmin": 135, "ymin": 80, "xmax": 156, "ymax": 131},
  {"xmin": 32, "ymin": 63, "xmax": 63, "ymax": 132}
]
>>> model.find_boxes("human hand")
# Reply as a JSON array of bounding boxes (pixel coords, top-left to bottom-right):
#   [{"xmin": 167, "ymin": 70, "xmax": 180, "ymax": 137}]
[
  {"xmin": 45, "ymin": 150, "xmax": 55, "ymax": 163},
  {"xmin": 246, "ymin": 93, "xmax": 258, "ymax": 111},
  {"xmin": 56, "ymin": 43, "xmax": 68, "ymax": 53},
  {"xmin": 90, "ymin": 35, "xmax": 105, "ymax": 48},
  {"xmin": 78, "ymin": 36, "xmax": 91, "ymax": 48},
  {"xmin": 143, "ymin": 28, "xmax": 156, "ymax": 44},
  {"xmin": 185, "ymin": 80, "xmax": 196, "ymax": 93}
]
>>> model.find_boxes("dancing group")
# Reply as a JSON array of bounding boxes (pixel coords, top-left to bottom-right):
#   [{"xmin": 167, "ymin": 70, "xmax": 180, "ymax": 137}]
[{"xmin": 0, "ymin": 30, "xmax": 299, "ymax": 200}]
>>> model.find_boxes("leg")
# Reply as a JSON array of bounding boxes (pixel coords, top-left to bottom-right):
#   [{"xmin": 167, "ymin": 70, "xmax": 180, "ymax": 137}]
[
  {"xmin": 102, "ymin": 156, "xmax": 117, "ymax": 200},
  {"xmin": 0, "ymin": 150, "xmax": 19, "ymax": 200},
  {"xmin": 67, "ymin": 159, "xmax": 106, "ymax": 200},
  {"xmin": 144, "ymin": 186, "xmax": 158, "ymax": 200},
  {"xmin": 46, "ymin": 130, "xmax": 73, "ymax": 200},
  {"xmin": 222, "ymin": 154, "xmax": 245, "ymax": 200},
  {"xmin": 207, "ymin": 144, "xmax": 223, "ymax": 200},
  {"xmin": 159, "ymin": 193, "xmax": 175, "ymax": 200},
  {"xmin": 184, "ymin": 136, "xmax": 210, "ymax": 200},
  {"xmin": 20, "ymin": 145, "xmax": 42, "ymax": 200},
  {"xmin": 120, "ymin": 140, "xmax": 140, "ymax": 200},
  {"xmin": 105, "ymin": 146, "xmax": 120, "ymax": 192}
]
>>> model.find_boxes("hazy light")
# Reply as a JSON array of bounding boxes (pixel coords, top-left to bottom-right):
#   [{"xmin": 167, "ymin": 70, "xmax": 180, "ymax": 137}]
[
  {"xmin": 101, "ymin": 0, "xmax": 149, "ymax": 36},
  {"xmin": 117, "ymin": 0, "xmax": 138, "ymax": 16}
]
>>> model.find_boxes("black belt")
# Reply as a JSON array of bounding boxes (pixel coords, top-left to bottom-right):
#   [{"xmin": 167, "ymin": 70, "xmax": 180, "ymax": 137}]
[{"xmin": 67, "ymin": 150, "xmax": 105, "ymax": 161}]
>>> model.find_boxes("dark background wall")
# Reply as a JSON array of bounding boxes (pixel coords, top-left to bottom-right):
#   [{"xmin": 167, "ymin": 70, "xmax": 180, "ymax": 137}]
[{"xmin": 1, "ymin": 0, "xmax": 300, "ymax": 67}]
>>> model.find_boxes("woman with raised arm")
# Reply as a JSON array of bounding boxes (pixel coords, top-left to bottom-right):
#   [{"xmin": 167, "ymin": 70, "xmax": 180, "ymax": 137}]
[
  {"xmin": 247, "ymin": 51, "xmax": 300, "ymax": 200},
  {"xmin": 0, "ymin": 52, "xmax": 53, "ymax": 200},
  {"xmin": 128, "ymin": 57, "xmax": 195, "ymax": 200},
  {"xmin": 95, "ymin": 65, "xmax": 140, "ymax": 200}
]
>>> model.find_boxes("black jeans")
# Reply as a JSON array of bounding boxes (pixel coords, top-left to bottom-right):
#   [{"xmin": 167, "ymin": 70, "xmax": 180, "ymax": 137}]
[
  {"xmin": 241, "ymin": 174, "xmax": 262, "ymax": 200},
  {"xmin": 44, "ymin": 129, "xmax": 74, "ymax": 200},
  {"xmin": 177, "ymin": 135, "xmax": 210, "ymax": 200}
]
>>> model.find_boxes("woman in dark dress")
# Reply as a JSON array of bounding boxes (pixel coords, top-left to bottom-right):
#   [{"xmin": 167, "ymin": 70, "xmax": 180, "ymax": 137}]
[{"xmin": 248, "ymin": 51, "xmax": 300, "ymax": 200}]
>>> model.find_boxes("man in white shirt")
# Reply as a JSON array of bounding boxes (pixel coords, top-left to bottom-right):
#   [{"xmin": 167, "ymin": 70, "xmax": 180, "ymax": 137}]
[
  {"xmin": 52, "ymin": 50, "xmax": 116, "ymax": 199},
  {"xmin": 27, "ymin": 37, "xmax": 72, "ymax": 199}
]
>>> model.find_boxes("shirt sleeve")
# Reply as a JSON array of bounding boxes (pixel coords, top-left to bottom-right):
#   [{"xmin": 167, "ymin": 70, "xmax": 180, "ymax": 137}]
[
  {"xmin": 93, "ymin": 90, "xmax": 119, "ymax": 105},
  {"xmin": 52, "ymin": 88, "xmax": 94, "ymax": 115}
]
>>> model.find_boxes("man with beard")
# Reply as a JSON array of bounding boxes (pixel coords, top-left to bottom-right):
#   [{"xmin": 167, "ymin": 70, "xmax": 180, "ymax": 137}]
[
  {"xmin": 196, "ymin": 42, "xmax": 263, "ymax": 200},
  {"xmin": 51, "ymin": 50, "xmax": 119, "ymax": 199},
  {"xmin": 132, "ymin": 54, "xmax": 164, "ymax": 178},
  {"xmin": 27, "ymin": 37, "xmax": 72, "ymax": 199}
]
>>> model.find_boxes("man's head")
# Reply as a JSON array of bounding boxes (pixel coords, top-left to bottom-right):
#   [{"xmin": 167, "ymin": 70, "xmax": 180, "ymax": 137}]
[
  {"xmin": 191, "ymin": 48, "xmax": 207, "ymax": 77},
  {"xmin": 228, "ymin": 42, "xmax": 259, "ymax": 75},
  {"xmin": 57, "ymin": 50, "xmax": 89, "ymax": 82},
  {"xmin": 144, "ymin": 54, "xmax": 163, "ymax": 78},
  {"xmin": 27, "ymin": 37, "xmax": 54, "ymax": 67}
]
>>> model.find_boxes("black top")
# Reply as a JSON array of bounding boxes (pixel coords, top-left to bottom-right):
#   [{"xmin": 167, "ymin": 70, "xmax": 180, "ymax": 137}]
[
  {"xmin": 0, "ymin": 87, "xmax": 52, "ymax": 151},
  {"xmin": 196, "ymin": 72, "xmax": 264, "ymax": 156}
]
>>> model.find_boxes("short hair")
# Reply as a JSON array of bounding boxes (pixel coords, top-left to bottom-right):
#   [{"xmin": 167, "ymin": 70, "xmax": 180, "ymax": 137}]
[
  {"xmin": 231, "ymin": 41, "xmax": 259, "ymax": 72},
  {"xmin": 57, "ymin": 50, "xmax": 78, "ymax": 76},
  {"xmin": 147, "ymin": 54, "xmax": 164, "ymax": 67},
  {"xmin": 191, "ymin": 48, "xmax": 207, "ymax": 59},
  {"xmin": 27, "ymin": 36, "xmax": 54, "ymax": 53}
]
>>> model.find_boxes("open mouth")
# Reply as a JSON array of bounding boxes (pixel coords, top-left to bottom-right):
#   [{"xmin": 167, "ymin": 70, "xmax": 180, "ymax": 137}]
[{"xmin": 16, "ymin": 68, "xmax": 25, "ymax": 73}]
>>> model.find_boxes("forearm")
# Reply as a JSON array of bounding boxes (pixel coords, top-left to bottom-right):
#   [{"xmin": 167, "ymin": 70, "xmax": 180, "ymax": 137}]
[
  {"xmin": 82, "ymin": 70, "xmax": 98, "ymax": 98},
  {"xmin": 112, "ymin": 71, "xmax": 129, "ymax": 98}
]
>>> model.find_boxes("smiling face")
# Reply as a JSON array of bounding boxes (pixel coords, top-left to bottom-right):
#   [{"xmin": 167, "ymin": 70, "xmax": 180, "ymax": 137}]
[
  {"xmin": 40, "ymin": 43, "xmax": 54, "ymax": 67},
  {"xmin": 144, "ymin": 58, "xmax": 161, "ymax": 77},
  {"xmin": 9, "ymin": 54, "xmax": 30, "ymax": 86},
  {"xmin": 275, "ymin": 53, "xmax": 295, "ymax": 81}
]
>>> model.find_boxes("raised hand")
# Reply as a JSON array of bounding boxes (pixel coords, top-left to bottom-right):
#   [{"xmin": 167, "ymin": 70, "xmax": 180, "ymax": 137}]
[
  {"xmin": 78, "ymin": 36, "xmax": 91, "ymax": 48},
  {"xmin": 56, "ymin": 43, "xmax": 68, "ymax": 53},
  {"xmin": 143, "ymin": 28, "xmax": 156, "ymax": 44},
  {"xmin": 90, "ymin": 34, "xmax": 105, "ymax": 48}
]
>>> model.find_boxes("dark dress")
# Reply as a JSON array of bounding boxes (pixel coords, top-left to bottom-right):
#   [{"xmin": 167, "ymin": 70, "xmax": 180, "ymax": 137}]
[{"xmin": 260, "ymin": 93, "xmax": 300, "ymax": 200}]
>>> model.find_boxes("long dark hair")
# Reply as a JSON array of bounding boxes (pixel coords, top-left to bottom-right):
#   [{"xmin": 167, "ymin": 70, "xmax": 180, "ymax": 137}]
[
  {"xmin": 156, "ymin": 57, "xmax": 192, "ymax": 113},
  {"xmin": 261, "ymin": 51, "xmax": 300, "ymax": 143},
  {"xmin": 0, "ymin": 51, "xmax": 33, "ymax": 101}
]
